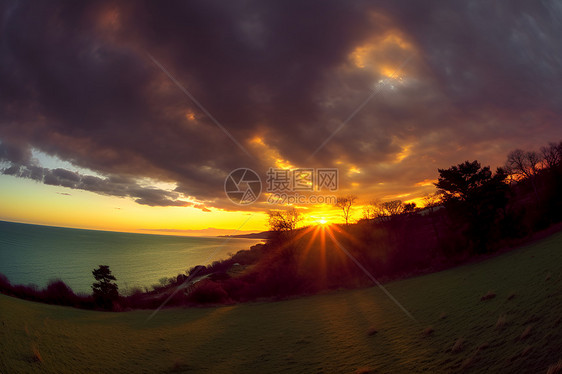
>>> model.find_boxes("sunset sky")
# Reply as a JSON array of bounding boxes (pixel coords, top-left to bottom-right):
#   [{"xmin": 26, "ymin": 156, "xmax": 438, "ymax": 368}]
[{"xmin": 1, "ymin": 1, "xmax": 561, "ymax": 235}]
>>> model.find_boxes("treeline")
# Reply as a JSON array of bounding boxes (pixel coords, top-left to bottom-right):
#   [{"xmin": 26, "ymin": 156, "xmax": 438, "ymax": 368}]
[
  {"xmin": 175, "ymin": 140, "xmax": 562, "ymax": 304},
  {"xmin": 432, "ymin": 140, "xmax": 562, "ymax": 254},
  {"xmin": 0, "ymin": 265, "xmax": 125, "ymax": 310},
  {"xmin": 1, "ymin": 141, "xmax": 561, "ymax": 310},
  {"xmin": 355, "ymin": 140, "xmax": 562, "ymax": 255},
  {"xmin": 0, "ymin": 274, "xmax": 95, "ymax": 309}
]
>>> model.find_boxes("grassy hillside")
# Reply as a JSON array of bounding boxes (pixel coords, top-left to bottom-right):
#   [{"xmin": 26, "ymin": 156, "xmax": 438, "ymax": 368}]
[{"xmin": 1, "ymin": 232, "xmax": 562, "ymax": 373}]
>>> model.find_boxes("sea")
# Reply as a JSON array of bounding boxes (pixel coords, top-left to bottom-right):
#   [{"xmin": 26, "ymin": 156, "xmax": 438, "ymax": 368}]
[{"xmin": 0, "ymin": 220, "xmax": 263, "ymax": 294}]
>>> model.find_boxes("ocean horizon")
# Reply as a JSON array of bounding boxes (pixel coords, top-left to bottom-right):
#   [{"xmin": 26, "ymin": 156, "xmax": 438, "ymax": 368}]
[{"xmin": 0, "ymin": 220, "xmax": 263, "ymax": 294}]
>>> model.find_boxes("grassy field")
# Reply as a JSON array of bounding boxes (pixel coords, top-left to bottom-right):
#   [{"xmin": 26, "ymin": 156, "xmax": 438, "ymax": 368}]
[{"xmin": 1, "ymin": 232, "xmax": 562, "ymax": 373}]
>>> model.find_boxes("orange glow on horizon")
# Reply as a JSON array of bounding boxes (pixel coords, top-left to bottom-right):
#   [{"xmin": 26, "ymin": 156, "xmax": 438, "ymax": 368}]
[{"xmin": 0, "ymin": 175, "xmax": 267, "ymax": 235}]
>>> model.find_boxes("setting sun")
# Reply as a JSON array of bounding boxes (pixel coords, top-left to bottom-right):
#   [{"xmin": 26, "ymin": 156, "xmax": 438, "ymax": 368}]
[{"xmin": 2, "ymin": 2, "xmax": 562, "ymax": 373}]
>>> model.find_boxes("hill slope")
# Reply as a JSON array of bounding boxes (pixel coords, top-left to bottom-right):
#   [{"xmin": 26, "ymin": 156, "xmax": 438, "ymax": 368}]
[{"xmin": 1, "ymin": 232, "xmax": 562, "ymax": 373}]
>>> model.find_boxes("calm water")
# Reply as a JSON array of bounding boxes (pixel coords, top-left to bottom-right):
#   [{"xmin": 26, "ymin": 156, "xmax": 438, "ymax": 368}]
[{"xmin": 0, "ymin": 221, "xmax": 262, "ymax": 294}]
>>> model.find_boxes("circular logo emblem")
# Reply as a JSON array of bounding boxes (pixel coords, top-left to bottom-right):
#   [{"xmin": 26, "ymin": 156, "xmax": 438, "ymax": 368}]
[{"xmin": 224, "ymin": 168, "xmax": 261, "ymax": 205}]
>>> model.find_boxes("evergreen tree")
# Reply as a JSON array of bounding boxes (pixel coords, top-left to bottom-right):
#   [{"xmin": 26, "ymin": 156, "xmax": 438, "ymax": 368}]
[
  {"xmin": 436, "ymin": 160, "xmax": 508, "ymax": 253},
  {"xmin": 92, "ymin": 265, "xmax": 119, "ymax": 310}
]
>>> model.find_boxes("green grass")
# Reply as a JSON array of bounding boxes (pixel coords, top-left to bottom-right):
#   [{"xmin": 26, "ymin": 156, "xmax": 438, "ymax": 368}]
[{"xmin": 1, "ymin": 232, "xmax": 562, "ymax": 373}]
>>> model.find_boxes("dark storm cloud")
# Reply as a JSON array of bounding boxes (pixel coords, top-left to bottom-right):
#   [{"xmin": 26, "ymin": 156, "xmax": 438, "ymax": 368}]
[
  {"xmin": 1, "ymin": 0, "xmax": 561, "ymax": 208},
  {"xmin": 3, "ymin": 162, "xmax": 189, "ymax": 207},
  {"xmin": 0, "ymin": 141, "xmax": 32, "ymax": 165},
  {"xmin": 0, "ymin": 143, "xmax": 189, "ymax": 206}
]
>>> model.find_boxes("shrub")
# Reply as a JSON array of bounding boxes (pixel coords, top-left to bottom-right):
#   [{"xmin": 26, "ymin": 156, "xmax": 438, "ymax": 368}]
[
  {"xmin": 187, "ymin": 280, "xmax": 229, "ymax": 304},
  {"xmin": 43, "ymin": 279, "xmax": 76, "ymax": 306},
  {"xmin": 0, "ymin": 273, "xmax": 10, "ymax": 291}
]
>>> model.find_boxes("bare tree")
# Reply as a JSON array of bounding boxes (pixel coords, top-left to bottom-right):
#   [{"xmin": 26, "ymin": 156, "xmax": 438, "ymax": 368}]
[
  {"xmin": 381, "ymin": 200, "xmax": 404, "ymax": 216},
  {"xmin": 502, "ymin": 163, "xmax": 517, "ymax": 185},
  {"xmin": 527, "ymin": 151, "xmax": 541, "ymax": 174},
  {"xmin": 506, "ymin": 149, "xmax": 541, "ymax": 179},
  {"xmin": 423, "ymin": 192, "xmax": 442, "ymax": 211},
  {"xmin": 361, "ymin": 200, "xmax": 385, "ymax": 220},
  {"xmin": 365, "ymin": 199, "xmax": 406, "ymax": 221},
  {"xmin": 267, "ymin": 207, "xmax": 302, "ymax": 232},
  {"xmin": 335, "ymin": 194, "xmax": 357, "ymax": 225},
  {"xmin": 506, "ymin": 149, "xmax": 541, "ymax": 202},
  {"xmin": 541, "ymin": 141, "xmax": 562, "ymax": 169},
  {"xmin": 361, "ymin": 205, "xmax": 376, "ymax": 221}
]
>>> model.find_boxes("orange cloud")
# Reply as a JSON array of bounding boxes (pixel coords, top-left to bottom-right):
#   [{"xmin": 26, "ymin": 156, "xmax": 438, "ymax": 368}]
[
  {"xmin": 248, "ymin": 135, "xmax": 294, "ymax": 170},
  {"xmin": 415, "ymin": 179, "xmax": 437, "ymax": 187},
  {"xmin": 348, "ymin": 30, "xmax": 416, "ymax": 79}
]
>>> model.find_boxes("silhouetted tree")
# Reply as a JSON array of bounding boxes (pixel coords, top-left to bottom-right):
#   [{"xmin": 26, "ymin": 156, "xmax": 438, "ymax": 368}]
[
  {"xmin": 539, "ymin": 141, "xmax": 562, "ymax": 223},
  {"xmin": 361, "ymin": 200, "xmax": 385, "ymax": 220},
  {"xmin": 403, "ymin": 202, "xmax": 416, "ymax": 213},
  {"xmin": 92, "ymin": 265, "xmax": 119, "ymax": 310},
  {"xmin": 436, "ymin": 160, "xmax": 508, "ymax": 253},
  {"xmin": 423, "ymin": 193, "xmax": 442, "ymax": 210},
  {"xmin": 361, "ymin": 203, "xmax": 377, "ymax": 220},
  {"xmin": 541, "ymin": 141, "xmax": 562, "ymax": 169},
  {"xmin": 267, "ymin": 208, "xmax": 302, "ymax": 232},
  {"xmin": 363, "ymin": 199, "xmax": 407, "ymax": 221},
  {"xmin": 506, "ymin": 149, "xmax": 541, "ymax": 203},
  {"xmin": 382, "ymin": 200, "xmax": 404, "ymax": 216},
  {"xmin": 423, "ymin": 192, "xmax": 444, "ymax": 246},
  {"xmin": 335, "ymin": 195, "xmax": 357, "ymax": 225}
]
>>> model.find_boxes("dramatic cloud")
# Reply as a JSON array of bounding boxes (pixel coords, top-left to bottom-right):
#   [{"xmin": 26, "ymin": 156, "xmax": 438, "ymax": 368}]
[
  {"xmin": 1, "ymin": 0, "xmax": 561, "ymax": 210},
  {"xmin": 0, "ymin": 142, "xmax": 189, "ymax": 207}
]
